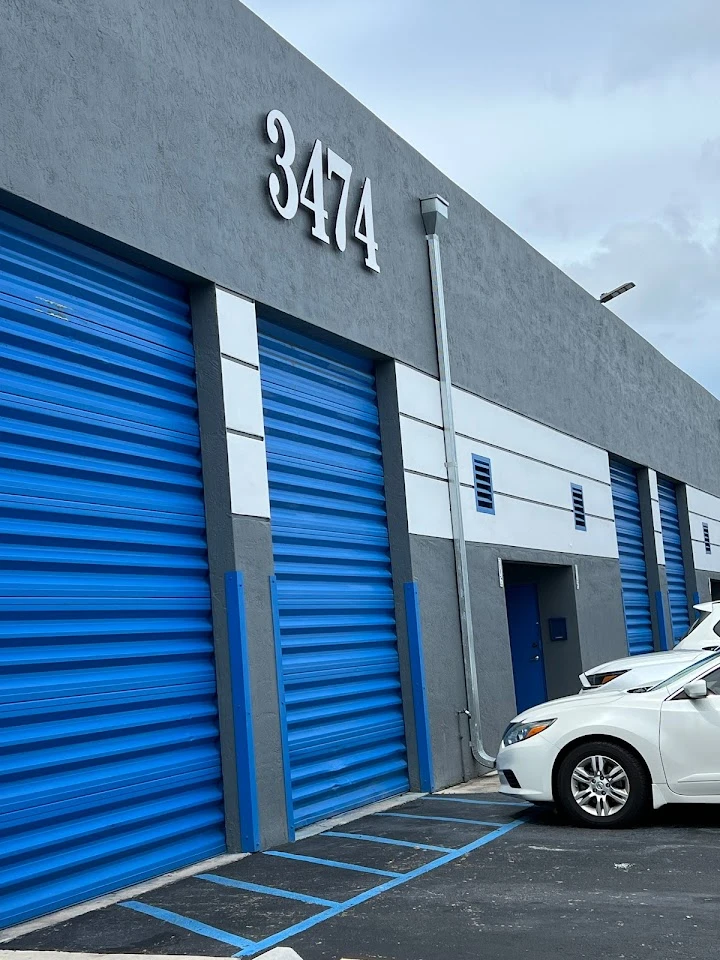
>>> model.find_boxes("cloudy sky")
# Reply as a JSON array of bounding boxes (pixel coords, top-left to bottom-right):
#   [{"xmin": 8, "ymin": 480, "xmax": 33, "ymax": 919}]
[{"xmin": 246, "ymin": 0, "xmax": 720, "ymax": 396}]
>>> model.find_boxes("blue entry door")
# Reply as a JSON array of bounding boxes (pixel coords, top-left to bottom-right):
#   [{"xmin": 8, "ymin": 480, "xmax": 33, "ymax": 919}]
[{"xmin": 505, "ymin": 583, "xmax": 548, "ymax": 714}]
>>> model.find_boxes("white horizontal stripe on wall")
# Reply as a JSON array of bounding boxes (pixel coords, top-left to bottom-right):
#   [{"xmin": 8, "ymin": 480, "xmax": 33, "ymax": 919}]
[
  {"xmin": 452, "ymin": 384, "xmax": 611, "ymax": 483},
  {"xmin": 686, "ymin": 486, "xmax": 720, "ymax": 524},
  {"xmin": 688, "ymin": 512, "xmax": 720, "ymax": 547},
  {"xmin": 216, "ymin": 288, "xmax": 270, "ymax": 519},
  {"xmin": 217, "ymin": 287, "xmax": 260, "ymax": 366},
  {"xmin": 227, "ymin": 433, "xmax": 271, "ymax": 518},
  {"xmin": 692, "ymin": 541, "xmax": 720, "ymax": 574},
  {"xmin": 455, "ymin": 436, "xmax": 615, "ymax": 521},
  {"xmin": 462, "ymin": 487, "xmax": 619, "ymax": 557},
  {"xmin": 396, "ymin": 362, "xmax": 443, "ymax": 427},
  {"xmin": 404, "ymin": 472, "xmax": 452, "ymax": 540},
  {"xmin": 399, "ymin": 415, "xmax": 447, "ymax": 480},
  {"xmin": 648, "ymin": 469, "xmax": 666, "ymax": 566},
  {"xmin": 396, "ymin": 362, "xmax": 617, "ymax": 557},
  {"xmin": 222, "ymin": 356, "xmax": 265, "ymax": 438}
]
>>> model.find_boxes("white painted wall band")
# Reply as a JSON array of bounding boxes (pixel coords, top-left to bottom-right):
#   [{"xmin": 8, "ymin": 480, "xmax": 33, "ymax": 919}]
[{"xmin": 216, "ymin": 288, "xmax": 271, "ymax": 519}]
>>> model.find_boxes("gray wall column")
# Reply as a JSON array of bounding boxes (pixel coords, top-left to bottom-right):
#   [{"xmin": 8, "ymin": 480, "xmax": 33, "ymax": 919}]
[
  {"xmin": 375, "ymin": 360, "xmax": 421, "ymax": 790},
  {"xmin": 190, "ymin": 284, "xmax": 242, "ymax": 851},
  {"xmin": 408, "ymin": 535, "xmax": 476, "ymax": 787},
  {"xmin": 677, "ymin": 484, "xmax": 700, "ymax": 610},
  {"xmin": 637, "ymin": 468, "xmax": 669, "ymax": 650},
  {"xmin": 191, "ymin": 284, "xmax": 288, "ymax": 851}
]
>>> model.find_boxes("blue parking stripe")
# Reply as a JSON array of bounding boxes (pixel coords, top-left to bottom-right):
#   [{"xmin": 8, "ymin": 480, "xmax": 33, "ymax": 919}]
[
  {"xmin": 325, "ymin": 831, "xmax": 454, "ymax": 853},
  {"xmin": 427, "ymin": 795, "xmax": 530, "ymax": 808},
  {"xmin": 263, "ymin": 850, "xmax": 403, "ymax": 878},
  {"xmin": 120, "ymin": 901, "xmax": 254, "ymax": 949},
  {"xmin": 234, "ymin": 819, "xmax": 525, "ymax": 956},
  {"xmin": 196, "ymin": 874, "xmax": 340, "ymax": 907},
  {"xmin": 379, "ymin": 812, "xmax": 500, "ymax": 827}
]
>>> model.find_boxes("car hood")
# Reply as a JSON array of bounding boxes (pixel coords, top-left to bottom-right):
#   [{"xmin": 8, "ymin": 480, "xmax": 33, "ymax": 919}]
[
  {"xmin": 583, "ymin": 649, "xmax": 700, "ymax": 677},
  {"xmin": 513, "ymin": 689, "xmax": 626, "ymax": 724}
]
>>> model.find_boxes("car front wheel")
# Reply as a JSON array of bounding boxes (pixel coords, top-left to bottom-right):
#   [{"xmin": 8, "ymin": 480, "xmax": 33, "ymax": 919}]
[{"xmin": 555, "ymin": 740, "xmax": 650, "ymax": 828}]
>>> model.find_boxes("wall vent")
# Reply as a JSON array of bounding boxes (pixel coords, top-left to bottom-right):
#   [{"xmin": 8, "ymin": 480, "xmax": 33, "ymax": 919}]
[
  {"xmin": 472, "ymin": 455, "xmax": 495, "ymax": 514},
  {"xmin": 571, "ymin": 483, "xmax": 586, "ymax": 530}
]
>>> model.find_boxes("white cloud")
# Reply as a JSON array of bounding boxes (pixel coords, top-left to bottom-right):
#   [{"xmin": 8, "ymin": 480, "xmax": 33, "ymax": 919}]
[{"xmin": 245, "ymin": 0, "xmax": 720, "ymax": 396}]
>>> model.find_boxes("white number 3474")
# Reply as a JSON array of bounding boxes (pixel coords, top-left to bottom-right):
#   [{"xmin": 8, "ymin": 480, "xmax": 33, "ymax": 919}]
[{"xmin": 266, "ymin": 109, "xmax": 379, "ymax": 273}]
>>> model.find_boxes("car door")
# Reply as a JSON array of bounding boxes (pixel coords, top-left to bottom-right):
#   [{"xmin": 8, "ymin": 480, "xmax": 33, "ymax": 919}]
[{"xmin": 659, "ymin": 666, "xmax": 720, "ymax": 796}]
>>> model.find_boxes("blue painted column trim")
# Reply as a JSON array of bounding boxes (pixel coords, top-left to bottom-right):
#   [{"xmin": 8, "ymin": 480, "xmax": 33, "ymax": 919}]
[
  {"xmin": 404, "ymin": 581, "xmax": 435, "ymax": 792},
  {"xmin": 269, "ymin": 575, "xmax": 295, "ymax": 841},
  {"xmin": 655, "ymin": 590, "xmax": 670, "ymax": 651},
  {"xmin": 225, "ymin": 572, "xmax": 261, "ymax": 852}
]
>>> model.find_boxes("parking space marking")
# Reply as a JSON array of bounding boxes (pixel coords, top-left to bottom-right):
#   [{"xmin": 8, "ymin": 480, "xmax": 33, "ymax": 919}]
[
  {"xmin": 196, "ymin": 875, "xmax": 341, "ymax": 907},
  {"xmin": 262, "ymin": 851, "xmax": 403, "ymax": 878},
  {"xmin": 427, "ymin": 796, "xmax": 530, "ymax": 808},
  {"xmin": 120, "ymin": 901, "xmax": 255, "ymax": 949},
  {"xmin": 233, "ymin": 818, "xmax": 526, "ymax": 957},
  {"xmin": 378, "ymin": 812, "xmax": 501, "ymax": 827},
  {"xmin": 324, "ymin": 831, "xmax": 454, "ymax": 853}
]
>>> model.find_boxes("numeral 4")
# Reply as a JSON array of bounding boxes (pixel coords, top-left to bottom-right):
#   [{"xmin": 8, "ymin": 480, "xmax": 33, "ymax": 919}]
[
  {"xmin": 299, "ymin": 139, "xmax": 330, "ymax": 243},
  {"xmin": 354, "ymin": 178, "xmax": 379, "ymax": 272}
]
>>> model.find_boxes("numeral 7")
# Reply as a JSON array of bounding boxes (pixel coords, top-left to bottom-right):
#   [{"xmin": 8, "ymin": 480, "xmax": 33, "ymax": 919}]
[{"xmin": 326, "ymin": 148, "xmax": 353, "ymax": 251}]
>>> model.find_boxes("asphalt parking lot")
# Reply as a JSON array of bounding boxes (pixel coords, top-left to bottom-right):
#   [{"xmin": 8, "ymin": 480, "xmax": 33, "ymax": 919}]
[{"xmin": 3, "ymin": 786, "xmax": 719, "ymax": 960}]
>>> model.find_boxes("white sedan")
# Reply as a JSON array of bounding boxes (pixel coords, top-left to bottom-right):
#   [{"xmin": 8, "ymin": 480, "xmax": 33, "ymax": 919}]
[
  {"xmin": 579, "ymin": 602, "xmax": 720, "ymax": 693},
  {"xmin": 497, "ymin": 651, "xmax": 720, "ymax": 827}
]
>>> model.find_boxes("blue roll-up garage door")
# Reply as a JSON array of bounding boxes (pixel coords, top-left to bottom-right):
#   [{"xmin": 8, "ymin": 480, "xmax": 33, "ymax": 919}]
[
  {"xmin": 0, "ymin": 212, "xmax": 224, "ymax": 928},
  {"xmin": 610, "ymin": 458, "xmax": 654, "ymax": 655},
  {"xmin": 657, "ymin": 476, "xmax": 691, "ymax": 644},
  {"xmin": 259, "ymin": 320, "xmax": 409, "ymax": 829}
]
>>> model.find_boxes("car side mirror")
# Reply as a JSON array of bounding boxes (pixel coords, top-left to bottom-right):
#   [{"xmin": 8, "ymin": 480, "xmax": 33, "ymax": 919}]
[{"xmin": 684, "ymin": 679, "xmax": 708, "ymax": 700}]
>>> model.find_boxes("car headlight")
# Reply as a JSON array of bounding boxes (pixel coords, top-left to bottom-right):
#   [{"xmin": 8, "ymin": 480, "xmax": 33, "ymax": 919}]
[
  {"xmin": 584, "ymin": 669, "xmax": 629, "ymax": 688},
  {"xmin": 502, "ymin": 718, "xmax": 556, "ymax": 747}
]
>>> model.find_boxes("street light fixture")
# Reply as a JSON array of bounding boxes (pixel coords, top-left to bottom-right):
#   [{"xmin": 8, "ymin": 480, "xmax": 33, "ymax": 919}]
[{"xmin": 599, "ymin": 282, "xmax": 636, "ymax": 304}]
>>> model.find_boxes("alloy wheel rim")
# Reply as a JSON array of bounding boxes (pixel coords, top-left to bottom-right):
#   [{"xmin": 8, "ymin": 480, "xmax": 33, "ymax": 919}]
[{"xmin": 570, "ymin": 754, "xmax": 630, "ymax": 817}]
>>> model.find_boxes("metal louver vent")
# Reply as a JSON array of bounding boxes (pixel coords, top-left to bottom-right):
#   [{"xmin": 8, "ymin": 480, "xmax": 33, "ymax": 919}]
[
  {"xmin": 472, "ymin": 455, "xmax": 495, "ymax": 514},
  {"xmin": 704, "ymin": 522, "xmax": 712, "ymax": 554},
  {"xmin": 571, "ymin": 484, "xmax": 586, "ymax": 530}
]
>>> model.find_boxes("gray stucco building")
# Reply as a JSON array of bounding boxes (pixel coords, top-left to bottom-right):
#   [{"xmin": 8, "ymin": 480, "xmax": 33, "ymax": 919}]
[{"xmin": 2, "ymin": 0, "xmax": 720, "ymax": 931}]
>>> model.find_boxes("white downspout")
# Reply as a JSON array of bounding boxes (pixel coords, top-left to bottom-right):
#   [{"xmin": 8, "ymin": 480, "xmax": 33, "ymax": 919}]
[{"xmin": 420, "ymin": 195, "xmax": 495, "ymax": 770}]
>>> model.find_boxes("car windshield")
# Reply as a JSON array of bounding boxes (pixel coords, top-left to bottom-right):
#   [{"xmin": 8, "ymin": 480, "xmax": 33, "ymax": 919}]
[{"xmin": 649, "ymin": 651, "xmax": 720, "ymax": 691}]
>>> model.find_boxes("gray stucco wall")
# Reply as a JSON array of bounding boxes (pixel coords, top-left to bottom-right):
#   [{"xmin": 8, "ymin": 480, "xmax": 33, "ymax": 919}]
[
  {"xmin": 467, "ymin": 545, "xmax": 628, "ymax": 736},
  {"xmin": 230, "ymin": 515, "xmax": 288, "ymax": 848},
  {"xmin": 3, "ymin": 0, "xmax": 720, "ymax": 500},
  {"xmin": 408, "ymin": 536, "xmax": 476, "ymax": 788},
  {"xmin": 2, "ymin": 0, "xmax": 717, "ymax": 826},
  {"xmin": 407, "ymin": 536, "xmax": 629, "ymax": 784},
  {"xmin": 694, "ymin": 570, "xmax": 720, "ymax": 604}
]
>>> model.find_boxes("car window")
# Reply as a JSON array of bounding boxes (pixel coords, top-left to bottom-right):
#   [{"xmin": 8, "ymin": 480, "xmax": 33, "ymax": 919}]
[
  {"xmin": 714, "ymin": 620, "xmax": 720, "ymax": 639},
  {"xmin": 705, "ymin": 668, "xmax": 720, "ymax": 696},
  {"xmin": 650, "ymin": 652, "xmax": 720, "ymax": 691}
]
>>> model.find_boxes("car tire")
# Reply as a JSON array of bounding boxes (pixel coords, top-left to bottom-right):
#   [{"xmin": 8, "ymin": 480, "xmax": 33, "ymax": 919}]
[{"xmin": 555, "ymin": 740, "xmax": 650, "ymax": 828}]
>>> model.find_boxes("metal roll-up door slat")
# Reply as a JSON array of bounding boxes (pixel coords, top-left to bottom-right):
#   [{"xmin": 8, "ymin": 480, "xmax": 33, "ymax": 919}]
[
  {"xmin": 610, "ymin": 458, "xmax": 655, "ymax": 655},
  {"xmin": 259, "ymin": 320, "xmax": 409, "ymax": 829},
  {"xmin": 0, "ymin": 211, "xmax": 225, "ymax": 928},
  {"xmin": 657, "ymin": 476, "xmax": 691, "ymax": 644}
]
